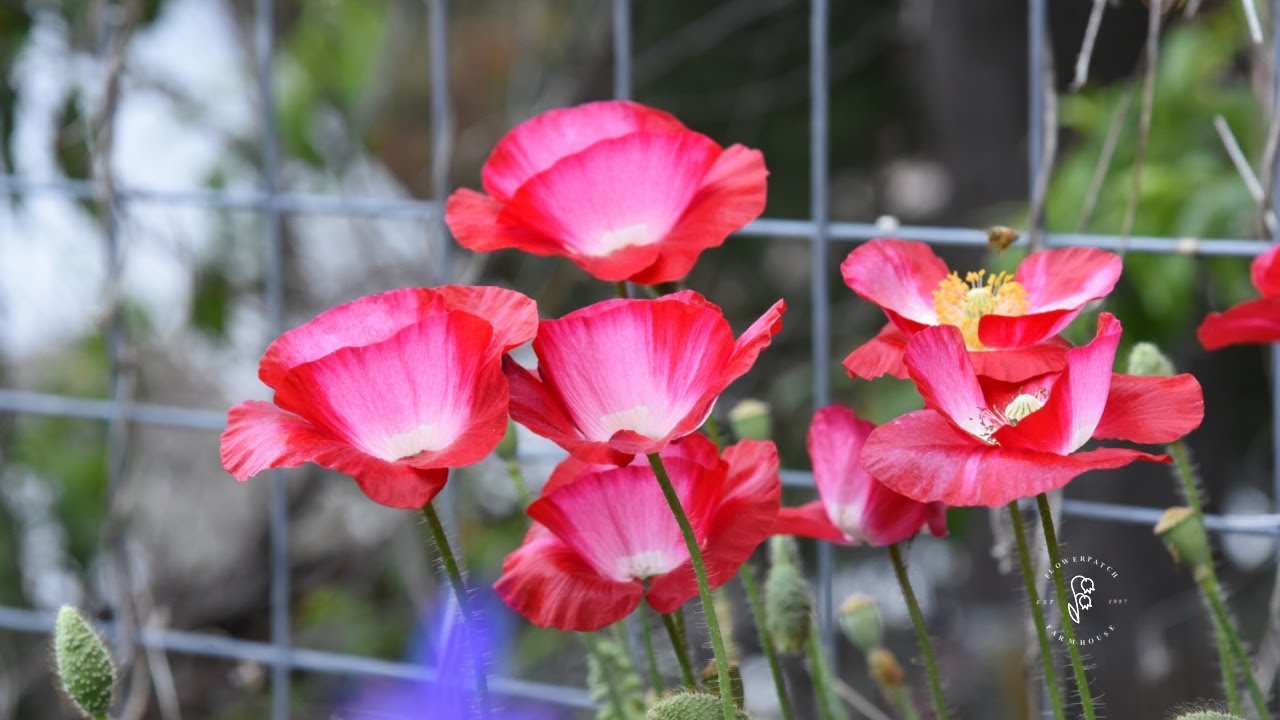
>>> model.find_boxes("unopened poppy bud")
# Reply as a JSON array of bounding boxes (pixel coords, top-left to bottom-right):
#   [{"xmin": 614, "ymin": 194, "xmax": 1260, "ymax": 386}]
[
  {"xmin": 53, "ymin": 606, "xmax": 115, "ymax": 720},
  {"xmin": 768, "ymin": 535, "xmax": 800, "ymax": 569},
  {"xmin": 765, "ymin": 559, "xmax": 812, "ymax": 654},
  {"xmin": 496, "ymin": 418, "xmax": 519, "ymax": 461},
  {"xmin": 700, "ymin": 660, "xmax": 745, "ymax": 710},
  {"xmin": 838, "ymin": 594, "xmax": 882, "ymax": 652},
  {"xmin": 868, "ymin": 647, "xmax": 905, "ymax": 689},
  {"xmin": 1172, "ymin": 713, "xmax": 1243, "ymax": 720},
  {"xmin": 729, "ymin": 399, "xmax": 772, "ymax": 441},
  {"xmin": 1155, "ymin": 506, "xmax": 1212, "ymax": 570},
  {"xmin": 587, "ymin": 636, "xmax": 645, "ymax": 718},
  {"xmin": 1127, "ymin": 342, "xmax": 1176, "ymax": 377},
  {"xmin": 645, "ymin": 690, "xmax": 750, "ymax": 719}
]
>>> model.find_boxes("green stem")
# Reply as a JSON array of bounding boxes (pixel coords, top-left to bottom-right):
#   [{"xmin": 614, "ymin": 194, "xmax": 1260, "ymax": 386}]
[
  {"xmin": 741, "ymin": 564, "xmax": 794, "ymax": 720},
  {"xmin": 662, "ymin": 611, "xmax": 697, "ymax": 688},
  {"xmin": 1169, "ymin": 440, "xmax": 1202, "ymax": 515},
  {"xmin": 647, "ymin": 452, "xmax": 735, "ymax": 718},
  {"xmin": 421, "ymin": 503, "xmax": 490, "ymax": 718},
  {"xmin": 704, "ymin": 415, "xmax": 724, "ymax": 449},
  {"xmin": 614, "ymin": 280, "xmax": 629, "ymax": 299},
  {"xmin": 888, "ymin": 544, "xmax": 948, "ymax": 720},
  {"xmin": 581, "ymin": 632, "xmax": 630, "ymax": 718},
  {"xmin": 1212, "ymin": 608, "xmax": 1243, "ymax": 717},
  {"xmin": 505, "ymin": 459, "xmax": 532, "ymax": 509},
  {"xmin": 1199, "ymin": 569, "xmax": 1269, "ymax": 717},
  {"xmin": 805, "ymin": 630, "xmax": 839, "ymax": 720},
  {"xmin": 1007, "ymin": 502, "xmax": 1067, "ymax": 720},
  {"xmin": 640, "ymin": 604, "xmax": 664, "ymax": 694},
  {"xmin": 1035, "ymin": 494, "xmax": 1094, "ymax": 720}
]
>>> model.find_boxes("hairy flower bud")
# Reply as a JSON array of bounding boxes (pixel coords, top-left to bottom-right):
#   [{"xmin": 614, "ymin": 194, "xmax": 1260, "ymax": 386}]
[
  {"xmin": 1171, "ymin": 713, "xmax": 1243, "ymax": 720},
  {"xmin": 53, "ymin": 606, "xmax": 115, "ymax": 720},
  {"xmin": 838, "ymin": 594, "xmax": 883, "ymax": 652},
  {"xmin": 768, "ymin": 535, "xmax": 800, "ymax": 569},
  {"xmin": 1127, "ymin": 342, "xmax": 1176, "ymax": 377},
  {"xmin": 1155, "ymin": 506, "xmax": 1213, "ymax": 571},
  {"xmin": 868, "ymin": 647, "xmax": 905, "ymax": 689},
  {"xmin": 646, "ymin": 691, "xmax": 750, "ymax": 719},
  {"xmin": 765, "ymin": 559, "xmax": 812, "ymax": 654},
  {"xmin": 700, "ymin": 660, "xmax": 745, "ymax": 710},
  {"xmin": 728, "ymin": 399, "xmax": 772, "ymax": 441}
]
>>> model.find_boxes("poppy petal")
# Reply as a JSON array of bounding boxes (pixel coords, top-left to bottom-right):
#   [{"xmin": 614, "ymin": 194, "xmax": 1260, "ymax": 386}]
[
  {"xmin": 494, "ymin": 527, "xmax": 645, "ymax": 631},
  {"xmin": 1197, "ymin": 295, "xmax": 1280, "ymax": 350},
  {"xmin": 774, "ymin": 502, "xmax": 847, "ymax": 543},
  {"xmin": 629, "ymin": 144, "xmax": 768, "ymax": 285},
  {"xmin": 843, "ymin": 323, "xmax": 910, "ymax": 380},
  {"xmin": 1092, "ymin": 373, "xmax": 1204, "ymax": 444},
  {"xmin": 1251, "ymin": 243, "xmax": 1280, "ymax": 296},
  {"xmin": 902, "ymin": 324, "xmax": 991, "ymax": 439},
  {"xmin": 444, "ymin": 188, "xmax": 563, "ymax": 256},
  {"xmin": 1015, "ymin": 247, "xmax": 1122, "ymax": 313},
  {"xmin": 481, "ymin": 100, "xmax": 687, "ymax": 200},
  {"xmin": 977, "ymin": 308, "xmax": 1076, "ymax": 350},
  {"xmin": 862, "ymin": 409, "xmax": 1168, "ymax": 507},
  {"xmin": 503, "ymin": 357, "xmax": 633, "ymax": 466},
  {"xmin": 841, "ymin": 239, "xmax": 948, "ymax": 327},
  {"xmin": 967, "ymin": 339, "xmax": 1070, "ymax": 382},
  {"xmin": 720, "ymin": 299, "xmax": 787, "ymax": 391}
]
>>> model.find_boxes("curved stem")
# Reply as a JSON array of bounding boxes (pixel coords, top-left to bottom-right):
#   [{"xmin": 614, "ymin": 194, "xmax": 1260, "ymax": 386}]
[
  {"xmin": 639, "ymin": 604, "xmax": 664, "ymax": 694},
  {"xmin": 741, "ymin": 563, "xmax": 794, "ymax": 720},
  {"xmin": 805, "ymin": 630, "xmax": 839, "ymax": 720},
  {"xmin": 662, "ymin": 611, "xmax": 697, "ymax": 688},
  {"xmin": 1035, "ymin": 493, "xmax": 1094, "ymax": 720},
  {"xmin": 888, "ymin": 544, "xmax": 949, "ymax": 720},
  {"xmin": 1007, "ymin": 501, "xmax": 1067, "ymax": 720},
  {"xmin": 647, "ymin": 452, "xmax": 735, "ymax": 718},
  {"xmin": 421, "ymin": 502, "xmax": 490, "ymax": 718},
  {"xmin": 1199, "ymin": 569, "xmax": 1270, "ymax": 717}
]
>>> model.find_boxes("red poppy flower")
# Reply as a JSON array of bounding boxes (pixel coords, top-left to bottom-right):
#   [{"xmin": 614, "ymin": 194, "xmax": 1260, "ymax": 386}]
[
  {"xmin": 504, "ymin": 290, "xmax": 785, "ymax": 465},
  {"xmin": 494, "ymin": 434, "xmax": 780, "ymax": 631},
  {"xmin": 1198, "ymin": 244, "xmax": 1280, "ymax": 350},
  {"xmin": 220, "ymin": 286, "xmax": 537, "ymax": 509},
  {"xmin": 841, "ymin": 239, "xmax": 1122, "ymax": 382},
  {"xmin": 775, "ymin": 405, "xmax": 947, "ymax": 546},
  {"xmin": 445, "ymin": 100, "xmax": 768, "ymax": 285},
  {"xmin": 860, "ymin": 313, "xmax": 1204, "ymax": 507}
]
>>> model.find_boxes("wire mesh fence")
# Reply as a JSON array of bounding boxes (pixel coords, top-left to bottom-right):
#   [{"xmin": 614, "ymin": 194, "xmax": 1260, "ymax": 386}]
[{"xmin": 2, "ymin": 0, "xmax": 1280, "ymax": 717}]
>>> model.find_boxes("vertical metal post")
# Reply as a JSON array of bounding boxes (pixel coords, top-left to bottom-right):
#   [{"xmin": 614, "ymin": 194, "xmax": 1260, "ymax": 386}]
[
  {"xmin": 253, "ymin": 0, "xmax": 291, "ymax": 717},
  {"xmin": 810, "ymin": 0, "xmax": 834, "ymax": 657},
  {"xmin": 613, "ymin": 0, "xmax": 632, "ymax": 100},
  {"xmin": 1028, "ymin": 0, "xmax": 1047, "ymax": 249},
  {"xmin": 1271, "ymin": 2, "xmax": 1280, "ymax": 711}
]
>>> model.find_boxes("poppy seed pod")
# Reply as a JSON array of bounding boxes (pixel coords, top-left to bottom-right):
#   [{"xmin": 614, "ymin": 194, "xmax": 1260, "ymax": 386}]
[
  {"xmin": 54, "ymin": 606, "xmax": 115, "ymax": 720},
  {"xmin": 729, "ymin": 399, "xmax": 772, "ymax": 442},
  {"xmin": 1155, "ymin": 506, "xmax": 1213, "ymax": 571},
  {"xmin": 765, "ymin": 557, "xmax": 812, "ymax": 654},
  {"xmin": 1127, "ymin": 342, "xmax": 1176, "ymax": 377},
  {"xmin": 868, "ymin": 647, "xmax": 906, "ymax": 690},
  {"xmin": 700, "ymin": 660, "xmax": 745, "ymax": 710},
  {"xmin": 838, "ymin": 594, "xmax": 883, "ymax": 653}
]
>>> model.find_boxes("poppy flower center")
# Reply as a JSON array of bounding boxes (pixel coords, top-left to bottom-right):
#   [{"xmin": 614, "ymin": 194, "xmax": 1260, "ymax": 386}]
[
  {"xmin": 374, "ymin": 422, "xmax": 450, "ymax": 461},
  {"xmin": 598, "ymin": 404, "xmax": 665, "ymax": 440},
  {"xmin": 595, "ymin": 223, "xmax": 654, "ymax": 255},
  {"xmin": 616, "ymin": 549, "xmax": 685, "ymax": 580},
  {"xmin": 1003, "ymin": 393, "xmax": 1045, "ymax": 424},
  {"xmin": 932, "ymin": 270, "xmax": 1029, "ymax": 349}
]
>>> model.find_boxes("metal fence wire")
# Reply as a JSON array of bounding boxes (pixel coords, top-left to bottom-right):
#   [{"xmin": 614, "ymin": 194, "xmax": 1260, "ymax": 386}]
[{"xmin": 3, "ymin": 0, "xmax": 1280, "ymax": 716}]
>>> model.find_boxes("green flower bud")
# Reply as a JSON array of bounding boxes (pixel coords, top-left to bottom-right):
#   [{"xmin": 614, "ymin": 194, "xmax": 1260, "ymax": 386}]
[
  {"xmin": 837, "ymin": 594, "xmax": 882, "ymax": 653},
  {"xmin": 765, "ymin": 560, "xmax": 812, "ymax": 654},
  {"xmin": 1127, "ymin": 342, "xmax": 1176, "ymax": 377},
  {"xmin": 728, "ymin": 399, "xmax": 772, "ymax": 441},
  {"xmin": 496, "ymin": 418, "xmax": 519, "ymax": 461},
  {"xmin": 1155, "ymin": 506, "xmax": 1213, "ymax": 570},
  {"xmin": 768, "ymin": 535, "xmax": 800, "ymax": 569},
  {"xmin": 868, "ymin": 647, "xmax": 905, "ymax": 690},
  {"xmin": 1172, "ymin": 713, "xmax": 1243, "ymax": 720},
  {"xmin": 699, "ymin": 660, "xmax": 745, "ymax": 710},
  {"xmin": 586, "ymin": 635, "xmax": 646, "ymax": 720},
  {"xmin": 53, "ymin": 606, "xmax": 115, "ymax": 720},
  {"xmin": 645, "ymin": 691, "xmax": 750, "ymax": 719}
]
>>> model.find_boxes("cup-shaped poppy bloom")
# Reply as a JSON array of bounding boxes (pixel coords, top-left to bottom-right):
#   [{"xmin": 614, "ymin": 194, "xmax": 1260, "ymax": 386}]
[
  {"xmin": 445, "ymin": 100, "xmax": 768, "ymax": 285},
  {"xmin": 842, "ymin": 239, "xmax": 1123, "ymax": 382},
  {"xmin": 220, "ymin": 286, "xmax": 537, "ymax": 509},
  {"xmin": 495, "ymin": 434, "xmax": 780, "ymax": 631},
  {"xmin": 860, "ymin": 313, "xmax": 1204, "ymax": 507},
  {"xmin": 504, "ymin": 290, "xmax": 785, "ymax": 465},
  {"xmin": 775, "ymin": 405, "xmax": 947, "ymax": 546},
  {"xmin": 1198, "ymin": 244, "xmax": 1280, "ymax": 349}
]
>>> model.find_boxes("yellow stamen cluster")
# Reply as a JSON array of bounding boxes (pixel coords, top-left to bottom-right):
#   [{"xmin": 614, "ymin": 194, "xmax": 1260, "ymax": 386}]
[{"xmin": 932, "ymin": 270, "xmax": 1029, "ymax": 349}]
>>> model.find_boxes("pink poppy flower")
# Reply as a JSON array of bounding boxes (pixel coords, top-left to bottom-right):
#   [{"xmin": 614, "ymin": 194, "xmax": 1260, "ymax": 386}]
[
  {"xmin": 220, "ymin": 286, "xmax": 537, "ymax": 509},
  {"xmin": 1198, "ymin": 244, "xmax": 1280, "ymax": 349},
  {"xmin": 860, "ymin": 313, "xmax": 1204, "ymax": 507},
  {"xmin": 841, "ymin": 239, "xmax": 1122, "ymax": 382},
  {"xmin": 445, "ymin": 100, "xmax": 768, "ymax": 285},
  {"xmin": 503, "ymin": 290, "xmax": 785, "ymax": 465},
  {"xmin": 775, "ymin": 405, "xmax": 947, "ymax": 546},
  {"xmin": 494, "ymin": 434, "xmax": 780, "ymax": 631}
]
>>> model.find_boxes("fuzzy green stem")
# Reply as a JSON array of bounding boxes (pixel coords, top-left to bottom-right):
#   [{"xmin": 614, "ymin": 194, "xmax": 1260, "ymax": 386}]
[
  {"xmin": 662, "ymin": 611, "xmax": 697, "ymax": 688},
  {"xmin": 647, "ymin": 452, "xmax": 735, "ymax": 718},
  {"xmin": 614, "ymin": 281, "xmax": 629, "ymax": 299},
  {"xmin": 1169, "ymin": 440, "xmax": 1202, "ymax": 515},
  {"xmin": 1199, "ymin": 569, "xmax": 1269, "ymax": 717},
  {"xmin": 505, "ymin": 459, "xmax": 532, "ymax": 509},
  {"xmin": 640, "ymin": 604, "xmax": 664, "ymax": 694},
  {"xmin": 1212, "ymin": 608, "xmax": 1243, "ymax": 717},
  {"xmin": 805, "ymin": 630, "xmax": 839, "ymax": 720},
  {"xmin": 581, "ymin": 632, "xmax": 630, "ymax": 718},
  {"xmin": 1035, "ymin": 494, "xmax": 1094, "ymax": 720},
  {"xmin": 889, "ymin": 543, "xmax": 948, "ymax": 720},
  {"xmin": 1008, "ymin": 501, "xmax": 1067, "ymax": 720},
  {"xmin": 741, "ymin": 563, "xmax": 794, "ymax": 720},
  {"xmin": 421, "ymin": 503, "xmax": 490, "ymax": 718}
]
